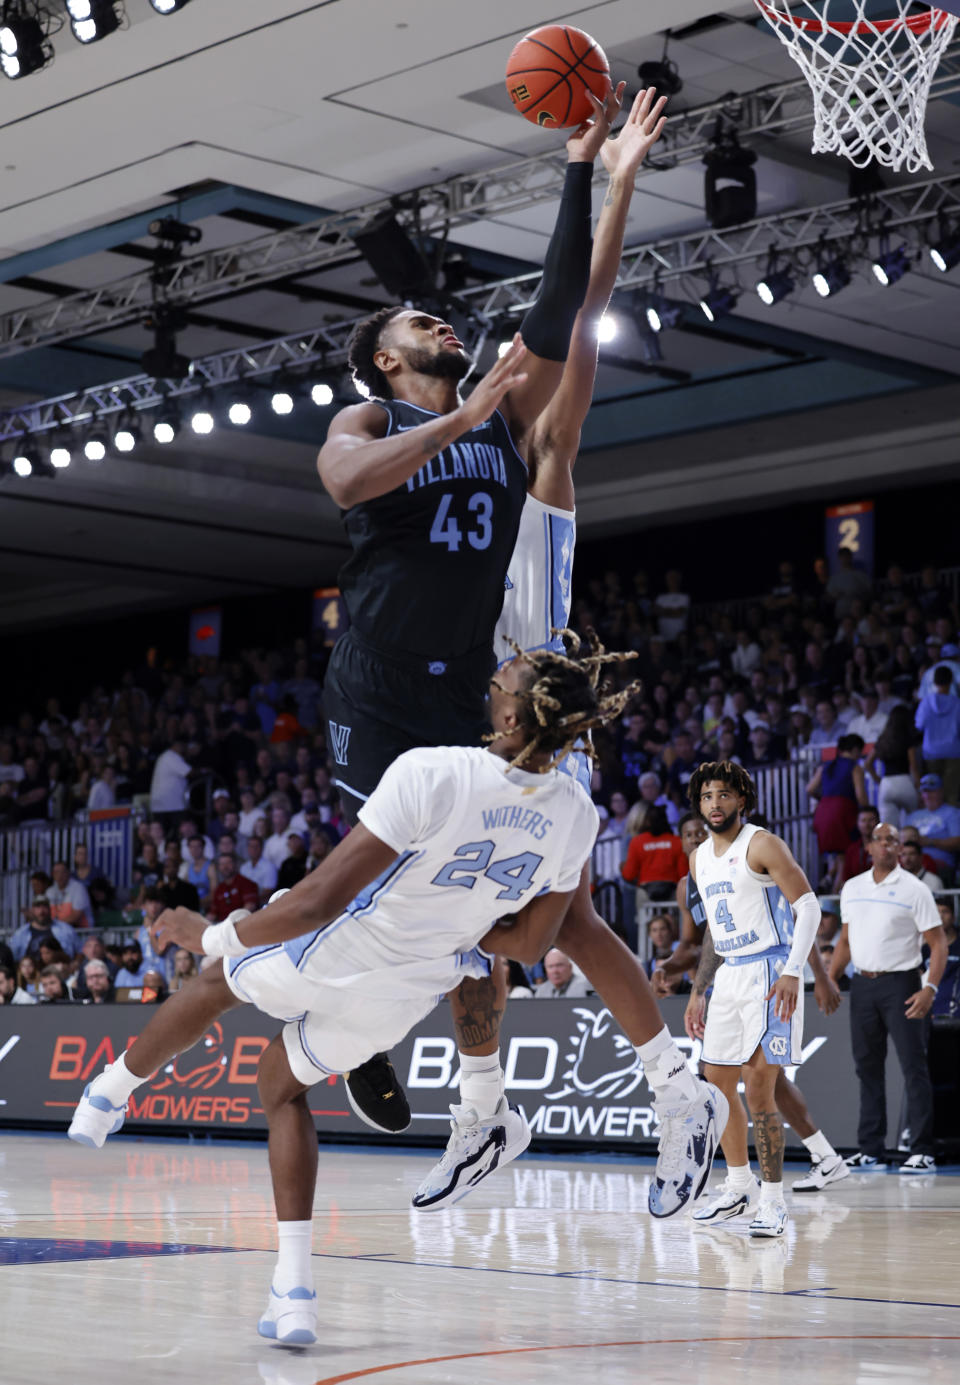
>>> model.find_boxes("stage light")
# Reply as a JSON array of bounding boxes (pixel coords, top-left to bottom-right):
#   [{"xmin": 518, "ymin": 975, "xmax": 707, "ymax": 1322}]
[
  {"xmin": 271, "ymin": 388, "xmax": 294, "ymax": 416},
  {"xmin": 67, "ymin": 1, "xmax": 122, "ymax": 45},
  {"xmin": 84, "ymin": 433, "xmax": 107, "ymax": 463},
  {"xmin": 50, "ymin": 442, "xmax": 72, "ymax": 469},
  {"xmin": 0, "ymin": 11, "xmax": 53, "ymax": 79},
  {"xmin": 190, "ymin": 404, "xmax": 215, "ymax": 435},
  {"xmin": 812, "ymin": 257, "xmax": 851, "ymax": 298},
  {"xmin": 12, "ymin": 449, "xmax": 35, "ymax": 477},
  {"xmin": 700, "ymin": 286, "xmax": 738, "ymax": 323},
  {"xmin": 150, "ymin": 1, "xmax": 193, "ymax": 15},
  {"xmin": 872, "ymin": 244, "xmax": 911, "ymax": 287},
  {"xmin": 930, "ymin": 231, "xmax": 960, "ymax": 274},
  {"xmin": 597, "ymin": 313, "xmax": 617, "ymax": 343},
  {"xmin": 645, "ymin": 296, "xmax": 682, "ymax": 333},
  {"xmin": 311, "ymin": 382, "xmax": 334, "ymax": 407},
  {"xmin": 756, "ymin": 268, "xmax": 795, "ymax": 306},
  {"xmin": 227, "ymin": 400, "xmax": 252, "ymax": 426},
  {"xmin": 153, "ymin": 409, "xmax": 179, "ymax": 444},
  {"xmin": 113, "ymin": 413, "xmax": 141, "ymax": 452}
]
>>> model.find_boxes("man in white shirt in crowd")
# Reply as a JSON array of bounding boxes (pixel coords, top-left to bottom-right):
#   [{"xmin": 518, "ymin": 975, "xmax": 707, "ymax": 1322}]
[
  {"xmin": 831, "ymin": 822, "xmax": 948, "ymax": 1173},
  {"xmin": 47, "ymin": 860, "xmax": 93, "ymax": 930},
  {"xmin": 899, "ymin": 839, "xmax": 945, "ymax": 893},
  {"xmin": 239, "ymin": 834, "xmax": 278, "ymax": 907},
  {"xmin": 534, "ymin": 948, "xmax": 592, "ymax": 999},
  {"xmin": 847, "ymin": 687, "xmax": 887, "ymax": 746},
  {"xmin": 149, "ymin": 737, "xmax": 192, "ymax": 822},
  {"xmin": 238, "ymin": 788, "xmax": 265, "ymax": 840},
  {"xmin": 263, "ymin": 805, "xmax": 295, "ymax": 871},
  {"xmin": 87, "ymin": 766, "xmax": 117, "ymax": 812}
]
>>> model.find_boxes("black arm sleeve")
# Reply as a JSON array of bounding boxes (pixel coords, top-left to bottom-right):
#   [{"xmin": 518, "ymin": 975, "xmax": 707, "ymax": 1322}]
[{"xmin": 520, "ymin": 161, "xmax": 594, "ymax": 362}]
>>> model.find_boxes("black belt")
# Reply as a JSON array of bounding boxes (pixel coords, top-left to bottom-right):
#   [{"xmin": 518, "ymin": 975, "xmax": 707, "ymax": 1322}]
[{"xmin": 856, "ymin": 967, "xmax": 917, "ymax": 979}]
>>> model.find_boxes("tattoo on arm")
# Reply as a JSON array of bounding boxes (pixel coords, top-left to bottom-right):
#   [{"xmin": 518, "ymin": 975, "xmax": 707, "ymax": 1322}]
[
  {"xmin": 450, "ymin": 974, "xmax": 505, "ymax": 1051},
  {"xmin": 751, "ymin": 1109, "xmax": 785, "ymax": 1184},
  {"xmin": 692, "ymin": 931, "xmax": 721, "ymax": 995}
]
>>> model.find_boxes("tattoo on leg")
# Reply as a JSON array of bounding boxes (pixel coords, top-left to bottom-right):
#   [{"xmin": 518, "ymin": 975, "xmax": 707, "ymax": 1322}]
[
  {"xmin": 452, "ymin": 975, "xmax": 504, "ymax": 1050},
  {"xmin": 751, "ymin": 1109, "xmax": 785, "ymax": 1184}
]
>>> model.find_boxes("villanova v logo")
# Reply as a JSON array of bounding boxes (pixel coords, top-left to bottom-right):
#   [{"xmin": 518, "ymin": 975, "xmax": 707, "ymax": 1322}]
[{"xmin": 328, "ymin": 721, "xmax": 352, "ymax": 766}]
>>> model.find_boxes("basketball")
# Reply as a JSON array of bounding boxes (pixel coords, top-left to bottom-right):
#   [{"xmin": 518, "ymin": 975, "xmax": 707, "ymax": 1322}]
[{"xmin": 505, "ymin": 25, "xmax": 610, "ymax": 130}]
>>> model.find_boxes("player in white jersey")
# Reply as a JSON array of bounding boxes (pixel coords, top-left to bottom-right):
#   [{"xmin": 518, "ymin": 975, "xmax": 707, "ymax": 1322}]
[
  {"xmin": 66, "ymin": 640, "xmax": 710, "ymax": 1345},
  {"xmin": 413, "ymin": 90, "xmax": 728, "ymax": 1224},
  {"xmin": 683, "ymin": 761, "xmax": 822, "ymax": 1239}
]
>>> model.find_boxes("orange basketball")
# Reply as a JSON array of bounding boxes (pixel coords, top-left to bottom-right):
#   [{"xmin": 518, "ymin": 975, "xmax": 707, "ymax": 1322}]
[{"xmin": 505, "ymin": 25, "xmax": 610, "ymax": 130}]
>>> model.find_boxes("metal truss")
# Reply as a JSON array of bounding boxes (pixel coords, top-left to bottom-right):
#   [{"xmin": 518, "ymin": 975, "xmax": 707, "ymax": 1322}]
[
  {"xmin": 3, "ymin": 169, "xmax": 959, "ymax": 443},
  {"xmin": 2, "ymin": 43, "xmax": 960, "ymax": 362}
]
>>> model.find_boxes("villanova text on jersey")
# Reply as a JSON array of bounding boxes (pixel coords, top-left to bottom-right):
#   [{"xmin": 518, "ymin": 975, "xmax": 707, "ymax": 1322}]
[{"xmin": 337, "ymin": 399, "xmax": 528, "ymax": 662}]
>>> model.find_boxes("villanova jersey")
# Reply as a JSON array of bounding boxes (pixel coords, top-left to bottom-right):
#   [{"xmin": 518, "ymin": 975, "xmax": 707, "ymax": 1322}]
[
  {"xmin": 695, "ymin": 824, "xmax": 794, "ymax": 960},
  {"xmin": 337, "ymin": 399, "xmax": 528, "ymax": 661},
  {"xmin": 494, "ymin": 495, "xmax": 576, "ymax": 666},
  {"xmin": 685, "ymin": 873, "xmax": 707, "ymax": 936}
]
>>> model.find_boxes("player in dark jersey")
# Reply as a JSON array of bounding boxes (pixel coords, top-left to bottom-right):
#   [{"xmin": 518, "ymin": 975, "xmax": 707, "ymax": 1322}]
[
  {"xmin": 658, "ymin": 815, "xmax": 851, "ymax": 1194},
  {"xmin": 319, "ymin": 88, "xmax": 622, "ymax": 1131}
]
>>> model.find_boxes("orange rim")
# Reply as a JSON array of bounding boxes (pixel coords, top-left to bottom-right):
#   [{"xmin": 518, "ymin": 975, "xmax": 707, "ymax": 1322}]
[{"xmin": 754, "ymin": 1, "xmax": 953, "ymax": 36}]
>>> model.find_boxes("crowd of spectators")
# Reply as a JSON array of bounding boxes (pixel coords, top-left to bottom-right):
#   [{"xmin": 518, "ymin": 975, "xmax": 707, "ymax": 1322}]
[{"xmin": 1, "ymin": 552, "xmax": 959, "ymax": 1009}]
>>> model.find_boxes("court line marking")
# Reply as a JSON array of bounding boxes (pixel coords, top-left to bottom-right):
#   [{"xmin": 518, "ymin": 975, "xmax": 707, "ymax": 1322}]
[{"xmin": 312, "ymin": 1336, "xmax": 960, "ymax": 1384}]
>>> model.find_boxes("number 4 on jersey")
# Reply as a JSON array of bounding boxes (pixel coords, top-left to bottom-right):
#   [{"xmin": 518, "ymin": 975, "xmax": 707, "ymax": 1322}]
[{"xmin": 715, "ymin": 897, "xmax": 736, "ymax": 932}]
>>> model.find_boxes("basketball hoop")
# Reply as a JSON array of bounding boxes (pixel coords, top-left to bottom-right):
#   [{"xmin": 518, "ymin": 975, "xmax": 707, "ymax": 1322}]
[{"xmin": 753, "ymin": 2, "xmax": 958, "ymax": 172}]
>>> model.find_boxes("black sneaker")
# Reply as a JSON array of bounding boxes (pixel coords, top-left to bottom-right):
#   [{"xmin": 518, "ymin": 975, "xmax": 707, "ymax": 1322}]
[{"xmin": 344, "ymin": 1053, "xmax": 411, "ymax": 1133}]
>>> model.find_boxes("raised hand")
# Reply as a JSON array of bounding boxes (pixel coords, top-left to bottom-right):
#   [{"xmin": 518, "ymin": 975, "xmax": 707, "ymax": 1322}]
[
  {"xmin": 566, "ymin": 81, "xmax": 625, "ymax": 163},
  {"xmin": 458, "ymin": 334, "xmax": 528, "ymax": 428},
  {"xmin": 600, "ymin": 86, "xmax": 669, "ymax": 179}
]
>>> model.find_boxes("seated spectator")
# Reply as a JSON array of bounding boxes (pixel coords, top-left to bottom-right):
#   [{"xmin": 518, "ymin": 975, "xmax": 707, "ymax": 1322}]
[
  {"xmin": 38, "ymin": 966, "xmax": 72, "ymax": 1004},
  {"xmin": 917, "ymin": 638, "xmax": 960, "ymax": 698},
  {"xmin": 808, "ymin": 699, "xmax": 841, "ymax": 749},
  {"xmin": 0, "ymin": 963, "xmax": 37, "ymax": 1005},
  {"xmin": 178, "ymin": 817, "xmax": 215, "ymax": 860},
  {"xmin": 621, "ymin": 805, "xmax": 686, "ymax": 902},
  {"xmin": 666, "ymin": 730, "xmax": 703, "ymax": 804},
  {"xmin": 209, "ymin": 851, "xmax": 259, "ymax": 922},
  {"xmin": 10, "ymin": 897, "xmax": 79, "ymax": 963},
  {"xmin": 169, "ymin": 948, "xmax": 199, "ymax": 993},
  {"xmin": 238, "ymin": 787, "xmax": 266, "ymax": 840},
  {"xmin": 263, "ymin": 805, "xmax": 295, "ymax": 870},
  {"xmin": 654, "ymin": 569, "xmax": 690, "ymax": 642},
  {"xmin": 907, "ymin": 774, "xmax": 960, "ymax": 884},
  {"xmin": 16, "ymin": 956, "xmax": 40, "ymax": 997},
  {"xmin": 72, "ymin": 843, "xmax": 96, "ymax": 892},
  {"xmin": 81, "ymin": 959, "xmax": 115, "ymax": 1005},
  {"xmin": 817, "ymin": 904, "xmax": 841, "ymax": 948},
  {"xmin": 306, "ymin": 832, "xmax": 332, "ymax": 873},
  {"xmin": 277, "ymin": 834, "xmax": 309, "ymax": 890},
  {"xmin": 15, "ymin": 754, "xmax": 49, "ymax": 822},
  {"xmin": 87, "ymin": 766, "xmax": 117, "ymax": 811},
  {"xmin": 158, "ymin": 855, "xmax": 200, "ymax": 912},
  {"xmin": 506, "ymin": 959, "xmax": 535, "ymax": 999},
  {"xmin": 899, "ymin": 840, "xmax": 944, "ymax": 892},
  {"xmin": 131, "ymin": 887, "xmax": 178, "ymax": 979},
  {"xmin": 841, "ymin": 804, "xmax": 880, "ymax": 884},
  {"xmin": 179, "ymin": 834, "xmax": 217, "ymax": 907},
  {"xmin": 132, "ymin": 840, "xmax": 162, "ymax": 893},
  {"xmin": 140, "ymin": 970, "xmax": 167, "ymax": 1004},
  {"xmin": 742, "ymin": 722, "xmax": 777, "ymax": 770},
  {"xmin": 46, "ymin": 859, "xmax": 93, "ymax": 930},
  {"xmin": 847, "ymin": 686, "xmax": 886, "ymax": 745},
  {"xmin": 915, "ymin": 665, "xmax": 960, "ymax": 805},
  {"xmin": 239, "ymin": 835, "xmax": 278, "ymax": 906},
  {"xmin": 114, "ymin": 940, "xmax": 152, "ymax": 988},
  {"xmin": 534, "ymin": 948, "xmax": 592, "ymax": 999},
  {"xmin": 644, "ymin": 914, "xmax": 685, "ymax": 991}
]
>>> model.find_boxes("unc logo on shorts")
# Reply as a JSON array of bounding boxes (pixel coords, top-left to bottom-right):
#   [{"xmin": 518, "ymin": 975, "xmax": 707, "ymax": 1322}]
[
  {"xmin": 328, "ymin": 721, "xmax": 352, "ymax": 767},
  {"xmin": 768, "ymin": 1035, "xmax": 788, "ymax": 1057}
]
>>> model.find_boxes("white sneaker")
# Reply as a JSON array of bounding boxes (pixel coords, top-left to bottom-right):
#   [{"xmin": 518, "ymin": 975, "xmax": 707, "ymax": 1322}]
[
  {"xmin": 793, "ymin": 1153, "xmax": 851, "ymax": 1192},
  {"xmin": 649, "ymin": 1081, "xmax": 729, "ymax": 1218},
  {"xmin": 691, "ymin": 1175, "xmax": 759, "ymax": 1223},
  {"xmin": 67, "ymin": 1070, "xmax": 127, "ymax": 1148},
  {"xmin": 411, "ymin": 1097, "xmax": 530, "ymax": 1211},
  {"xmin": 749, "ymin": 1200, "xmax": 788, "ymax": 1238},
  {"xmin": 898, "ymin": 1154, "xmax": 936, "ymax": 1174},
  {"xmin": 844, "ymin": 1151, "xmax": 888, "ymax": 1171},
  {"xmin": 257, "ymin": 1284, "xmax": 317, "ymax": 1346}
]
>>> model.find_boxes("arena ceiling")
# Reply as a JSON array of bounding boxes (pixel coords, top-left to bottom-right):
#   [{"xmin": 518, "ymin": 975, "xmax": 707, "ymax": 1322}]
[{"xmin": 1, "ymin": 0, "xmax": 959, "ymax": 632}]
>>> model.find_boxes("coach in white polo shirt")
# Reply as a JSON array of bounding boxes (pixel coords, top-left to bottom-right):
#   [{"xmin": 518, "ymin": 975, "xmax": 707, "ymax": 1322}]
[{"xmin": 830, "ymin": 821, "xmax": 947, "ymax": 1174}]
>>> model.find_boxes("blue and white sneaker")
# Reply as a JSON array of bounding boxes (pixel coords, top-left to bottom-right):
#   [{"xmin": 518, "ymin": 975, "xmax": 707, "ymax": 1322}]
[
  {"xmin": 412, "ymin": 1096, "xmax": 530, "ymax": 1211},
  {"xmin": 749, "ymin": 1200, "xmax": 788, "ymax": 1238},
  {"xmin": 67, "ymin": 1075, "xmax": 126, "ymax": 1148},
  {"xmin": 649, "ymin": 1081, "xmax": 729, "ymax": 1218},
  {"xmin": 692, "ymin": 1175, "xmax": 760, "ymax": 1224},
  {"xmin": 257, "ymin": 1285, "xmax": 317, "ymax": 1346},
  {"xmin": 845, "ymin": 1151, "xmax": 888, "ymax": 1171}
]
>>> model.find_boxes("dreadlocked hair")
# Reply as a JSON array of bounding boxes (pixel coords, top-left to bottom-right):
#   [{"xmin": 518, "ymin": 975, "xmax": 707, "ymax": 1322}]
[
  {"xmin": 347, "ymin": 305, "xmax": 405, "ymax": 399},
  {"xmin": 491, "ymin": 629, "xmax": 642, "ymax": 772},
  {"xmin": 687, "ymin": 760, "xmax": 757, "ymax": 816}
]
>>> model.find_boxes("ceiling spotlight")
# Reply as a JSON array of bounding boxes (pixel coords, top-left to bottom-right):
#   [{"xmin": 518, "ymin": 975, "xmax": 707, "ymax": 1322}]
[
  {"xmin": 67, "ymin": 1, "xmax": 122, "ymax": 45},
  {"xmin": 50, "ymin": 442, "xmax": 72, "ymax": 469},
  {"xmin": 756, "ymin": 267, "xmax": 795, "ymax": 307},
  {"xmin": 596, "ymin": 313, "xmax": 618, "ymax": 344},
  {"xmin": 0, "ymin": 13, "xmax": 53, "ymax": 80},
  {"xmin": 311, "ymin": 382, "xmax": 334, "ymax": 408},
  {"xmin": 930, "ymin": 230, "xmax": 960, "ymax": 274},
  {"xmin": 270, "ymin": 388, "xmax": 294, "ymax": 416},
  {"xmin": 645, "ymin": 297, "xmax": 682, "ymax": 333},
  {"xmin": 812, "ymin": 256, "xmax": 852, "ymax": 298},
  {"xmin": 227, "ymin": 400, "xmax": 252, "ymax": 426},
  {"xmin": 153, "ymin": 410, "xmax": 179, "ymax": 444},
  {"xmin": 113, "ymin": 413, "xmax": 141, "ymax": 452},
  {"xmin": 700, "ymin": 285, "xmax": 739, "ymax": 323},
  {"xmin": 190, "ymin": 404, "xmax": 215, "ymax": 435},
  {"xmin": 12, "ymin": 449, "xmax": 35, "ymax": 477},
  {"xmin": 149, "ymin": 0, "xmax": 193, "ymax": 13},
  {"xmin": 84, "ymin": 433, "xmax": 108, "ymax": 463},
  {"xmin": 872, "ymin": 244, "xmax": 911, "ymax": 287}
]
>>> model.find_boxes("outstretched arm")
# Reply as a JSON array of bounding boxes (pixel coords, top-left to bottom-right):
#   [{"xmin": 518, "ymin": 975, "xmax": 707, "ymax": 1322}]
[{"xmin": 527, "ymin": 88, "xmax": 668, "ymax": 509}]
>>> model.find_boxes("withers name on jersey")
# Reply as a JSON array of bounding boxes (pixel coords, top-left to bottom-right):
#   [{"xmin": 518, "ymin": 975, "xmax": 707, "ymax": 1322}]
[{"xmin": 481, "ymin": 803, "xmax": 553, "ymax": 841}]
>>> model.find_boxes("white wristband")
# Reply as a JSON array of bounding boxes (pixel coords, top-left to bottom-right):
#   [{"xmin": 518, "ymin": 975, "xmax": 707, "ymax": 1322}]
[{"xmin": 201, "ymin": 908, "xmax": 251, "ymax": 959}]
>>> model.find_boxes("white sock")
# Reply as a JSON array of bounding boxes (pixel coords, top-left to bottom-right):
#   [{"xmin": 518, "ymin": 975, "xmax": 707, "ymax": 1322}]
[
  {"xmin": 727, "ymin": 1164, "xmax": 756, "ymax": 1191},
  {"xmin": 273, "ymin": 1220, "xmax": 314, "ymax": 1294},
  {"xmin": 801, "ymin": 1130, "xmax": 835, "ymax": 1162},
  {"xmin": 93, "ymin": 1051, "xmax": 145, "ymax": 1105},
  {"xmin": 458, "ymin": 1051, "xmax": 503, "ymax": 1121},
  {"xmin": 636, "ymin": 1027, "xmax": 699, "ymax": 1104},
  {"xmin": 760, "ymin": 1180, "xmax": 784, "ymax": 1205}
]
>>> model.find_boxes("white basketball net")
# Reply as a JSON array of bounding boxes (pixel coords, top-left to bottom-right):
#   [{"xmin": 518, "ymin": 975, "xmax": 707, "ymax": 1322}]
[{"xmin": 754, "ymin": 2, "xmax": 958, "ymax": 172}]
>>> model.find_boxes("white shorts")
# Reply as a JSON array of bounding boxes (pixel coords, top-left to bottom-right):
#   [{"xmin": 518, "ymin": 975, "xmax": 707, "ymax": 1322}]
[
  {"xmin": 222, "ymin": 921, "xmax": 492, "ymax": 1088},
  {"xmin": 701, "ymin": 952, "xmax": 803, "ymax": 1068}
]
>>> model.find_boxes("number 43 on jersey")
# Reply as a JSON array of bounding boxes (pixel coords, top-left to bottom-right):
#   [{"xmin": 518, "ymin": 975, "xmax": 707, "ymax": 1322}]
[{"xmin": 430, "ymin": 492, "xmax": 493, "ymax": 551}]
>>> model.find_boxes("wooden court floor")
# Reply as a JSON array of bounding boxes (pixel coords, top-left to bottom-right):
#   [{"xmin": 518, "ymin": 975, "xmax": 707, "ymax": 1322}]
[{"xmin": 0, "ymin": 1133, "xmax": 957, "ymax": 1383}]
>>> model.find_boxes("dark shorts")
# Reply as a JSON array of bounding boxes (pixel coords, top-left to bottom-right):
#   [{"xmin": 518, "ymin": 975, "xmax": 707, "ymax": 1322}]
[{"xmin": 322, "ymin": 630, "xmax": 494, "ymax": 823}]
